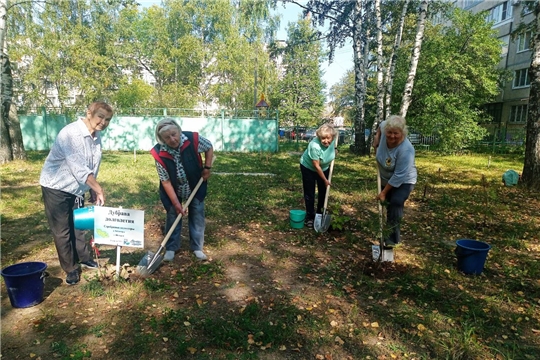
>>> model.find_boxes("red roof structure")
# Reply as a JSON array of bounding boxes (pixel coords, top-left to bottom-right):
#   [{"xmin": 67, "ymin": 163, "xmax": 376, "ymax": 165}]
[{"xmin": 255, "ymin": 93, "xmax": 269, "ymax": 108}]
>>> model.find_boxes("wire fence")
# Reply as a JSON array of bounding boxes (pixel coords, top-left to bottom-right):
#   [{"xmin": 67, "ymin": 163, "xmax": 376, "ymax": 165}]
[{"xmin": 18, "ymin": 107, "xmax": 278, "ymax": 120}]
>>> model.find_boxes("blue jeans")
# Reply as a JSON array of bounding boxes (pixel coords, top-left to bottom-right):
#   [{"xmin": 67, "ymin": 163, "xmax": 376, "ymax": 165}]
[
  {"xmin": 384, "ymin": 184, "xmax": 414, "ymax": 245},
  {"xmin": 165, "ymin": 197, "xmax": 205, "ymax": 252}
]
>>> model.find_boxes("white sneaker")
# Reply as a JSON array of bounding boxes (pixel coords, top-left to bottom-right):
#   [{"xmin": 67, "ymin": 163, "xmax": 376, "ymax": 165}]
[
  {"xmin": 164, "ymin": 250, "xmax": 175, "ymax": 262},
  {"xmin": 193, "ymin": 250, "xmax": 207, "ymax": 261}
]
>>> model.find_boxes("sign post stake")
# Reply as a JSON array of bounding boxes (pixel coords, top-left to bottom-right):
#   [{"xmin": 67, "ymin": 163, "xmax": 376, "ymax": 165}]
[{"xmin": 116, "ymin": 246, "xmax": 121, "ymax": 280}]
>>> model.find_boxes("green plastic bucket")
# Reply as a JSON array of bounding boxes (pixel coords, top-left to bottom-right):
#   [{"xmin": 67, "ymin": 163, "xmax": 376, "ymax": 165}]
[{"xmin": 289, "ymin": 210, "xmax": 306, "ymax": 229}]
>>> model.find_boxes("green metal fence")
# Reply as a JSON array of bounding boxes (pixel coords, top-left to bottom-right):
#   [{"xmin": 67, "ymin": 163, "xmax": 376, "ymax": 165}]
[{"xmin": 19, "ymin": 108, "xmax": 279, "ymax": 152}]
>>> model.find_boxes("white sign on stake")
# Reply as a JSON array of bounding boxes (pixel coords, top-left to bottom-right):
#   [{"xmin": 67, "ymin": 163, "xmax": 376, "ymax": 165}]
[{"xmin": 93, "ymin": 207, "xmax": 145, "ymax": 248}]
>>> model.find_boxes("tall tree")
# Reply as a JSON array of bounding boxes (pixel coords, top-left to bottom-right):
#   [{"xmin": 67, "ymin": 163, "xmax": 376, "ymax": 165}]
[
  {"xmin": 328, "ymin": 69, "xmax": 355, "ymax": 124},
  {"xmin": 374, "ymin": 0, "xmax": 384, "ymax": 132},
  {"xmin": 393, "ymin": 7, "xmax": 502, "ymax": 151},
  {"xmin": 276, "ymin": 16, "xmax": 325, "ymax": 128},
  {"xmin": 522, "ymin": 1, "xmax": 540, "ymax": 189},
  {"xmin": 399, "ymin": 0, "xmax": 427, "ymax": 117},
  {"xmin": 1, "ymin": 0, "xmax": 26, "ymax": 163},
  {"xmin": 123, "ymin": 0, "xmax": 278, "ymax": 110},
  {"xmin": 383, "ymin": 0, "xmax": 410, "ymax": 118},
  {"xmin": 286, "ymin": 0, "xmax": 432, "ymax": 154},
  {"xmin": 9, "ymin": 0, "xmax": 135, "ymax": 113},
  {"xmin": 351, "ymin": 0, "xmax": 369, "ymax": 154}
]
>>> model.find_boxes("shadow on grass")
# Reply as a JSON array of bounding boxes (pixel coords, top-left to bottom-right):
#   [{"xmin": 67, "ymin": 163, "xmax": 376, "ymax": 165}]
[{"xmin": 1, "ymin": 150, "xmax": 539, "ymax": 359}]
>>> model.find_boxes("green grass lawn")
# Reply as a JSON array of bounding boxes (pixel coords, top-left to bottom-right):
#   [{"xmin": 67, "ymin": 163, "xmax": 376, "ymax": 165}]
[{"xmin": 1, "ymin": 145, "xmax": 539, "ymax": 360}]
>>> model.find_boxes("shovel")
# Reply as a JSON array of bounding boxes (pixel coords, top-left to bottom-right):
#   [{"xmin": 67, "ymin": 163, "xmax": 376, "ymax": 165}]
[
  {"xmin": 314, "ymin": 136, "xmax": 338, "ymax": 233},
  {"xmin": 137, "ymin": 157, "xmax": 214, "ymax": 276},
  {"xmin": 373, "ymin": 163, "xmax": 394, "ymax": 263},
  {"xmin": 376, "ymin": 164, "xmax": 385, "ymax": 260}
]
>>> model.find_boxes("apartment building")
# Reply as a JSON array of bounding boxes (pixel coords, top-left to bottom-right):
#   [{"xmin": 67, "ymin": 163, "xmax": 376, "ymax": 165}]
[{"xmin": 457, "ymin": 0, "xmax": 533, "ymax": 143}]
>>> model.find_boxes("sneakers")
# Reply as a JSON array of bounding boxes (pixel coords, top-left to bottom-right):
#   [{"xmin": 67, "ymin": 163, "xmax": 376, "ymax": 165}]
[
  {"xmin": 80, "ymin": 260, "xmax": 99, "ymax": 269},
  {"xmin": 164, "ymin": 250, "xmax": 175, "ymax": 262},
  {"xmin": 66, "ymin": 270, "xmax": 80, "ymax": 285},
  {"xmin": 193, "ymin": 250, "xmax": 207, "ymax": 261},
  {"xmin": 164, "ymin": 250, "xmax": 207, "ymax": 261}
]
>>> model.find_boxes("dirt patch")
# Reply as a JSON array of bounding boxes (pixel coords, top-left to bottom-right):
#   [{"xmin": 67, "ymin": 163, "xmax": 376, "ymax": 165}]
[{"xmin": 3, "ymin": 194, "xmax": 540, "ymax": 359}]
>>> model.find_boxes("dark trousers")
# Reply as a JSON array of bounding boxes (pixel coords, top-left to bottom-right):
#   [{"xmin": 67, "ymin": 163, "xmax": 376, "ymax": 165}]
[
  {"xmin": 300, "ymin": 164, "xmax": 330, "ymax": 221},
  {"xmin": 41, "ymin": 186, "xmax": 91, "ymax": 273},
  {"xmin": 384, "ymin": 183, "xmax": 415, "ymax": 245}
]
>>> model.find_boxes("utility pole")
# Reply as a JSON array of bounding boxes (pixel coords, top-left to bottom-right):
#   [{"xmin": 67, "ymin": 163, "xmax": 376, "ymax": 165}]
[{"xmin": 254, "ymin": 55, "xmax": 257, "ymax": 110}]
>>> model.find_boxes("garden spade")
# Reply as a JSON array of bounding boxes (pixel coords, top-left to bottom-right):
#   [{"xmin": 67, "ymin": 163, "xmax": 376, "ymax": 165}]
[
  {"xmin": 137, "ymin": 156, "xmax": 215, "ymax": 276},
  {"xmin": 372, "ymin": 163, "xmax": 394, "ymax": 262},
  {"xmin": 377, "ymin": 164, "xmax": 384, "ymax": 256},
  {"xmin": 314, "ymin": 136, "xmax": 337, "ymax": 233}
]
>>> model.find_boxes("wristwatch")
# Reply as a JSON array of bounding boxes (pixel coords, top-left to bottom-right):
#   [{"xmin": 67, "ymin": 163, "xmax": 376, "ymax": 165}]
[{"xmin": 204, "ymin": 166, "xmax": 212, "ymax": 170}]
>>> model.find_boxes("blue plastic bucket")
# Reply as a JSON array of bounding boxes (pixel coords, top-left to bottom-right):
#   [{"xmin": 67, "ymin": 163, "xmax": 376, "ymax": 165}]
[
  {"xmin": 1, "ymin": 262, "xmax": 48, "ymax": 308},
  {"xmin": 290, "ymin": 210, "xmax": 306, "ymax": 229},
  {"xmin": 455, "ymin": 239, "xmax": 491, "ymax": 275},
  {"xmin": 73, "ymin": 206, "xmax": 95, "ymax": 230}
]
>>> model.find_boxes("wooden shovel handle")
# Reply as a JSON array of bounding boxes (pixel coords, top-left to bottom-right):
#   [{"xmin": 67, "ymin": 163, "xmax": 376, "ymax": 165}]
[
  {"xmin": 322, "ymin": 134, "xmax": 338, "ymax": 213},
  {"xmin": 376, "ymin": 163, "xmax": 384, "ymax": 249}
]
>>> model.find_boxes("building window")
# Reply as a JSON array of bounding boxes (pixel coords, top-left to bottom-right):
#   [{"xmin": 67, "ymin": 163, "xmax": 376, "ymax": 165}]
[
  {"xmin": 500, "ymin": 35, "xmax": 510, "ymax": 57},
  {"xmin": 45, "ymin": 80, "xmax": 55, "ymax": 90},
  {"xmin": 513, "ymin": 68, "xmax": 530, "ymax": 88},
  {"xmin": 509, "ymin": 104, "xmax": 527, "ymax": 123},
  {"xmin": 523, "ymin": 2, "xmax": 534, "ymax": 15},
  {"xmin": 487, "ymin": 1, "xmax": 513, "ymax": 24},
  {"xmin": 484, "ymin": 102, "xmax": 503, "ymax": 124},
  {"xmin": 463, "ymin": 0, "xmax": 483, "ymax": 9},
  {"xmin": 517, "ymin": 31, "xmax": 532, "ymax": 52}
]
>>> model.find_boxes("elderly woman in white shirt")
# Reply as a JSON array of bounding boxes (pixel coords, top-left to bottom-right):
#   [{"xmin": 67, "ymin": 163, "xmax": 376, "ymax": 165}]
[
  {"xmin": 375, "ymin": 115, "xmax": 417, "ymax": 247},
  {"xmin": 40, "ymin": 101, "xmax": 113, "ymax": 285}
]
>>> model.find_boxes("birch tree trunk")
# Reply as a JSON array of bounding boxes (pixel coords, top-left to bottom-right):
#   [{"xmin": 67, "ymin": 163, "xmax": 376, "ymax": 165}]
[
  {"xmin": 0, "ymin": 104, "xmax": 12, "ymax": 163},
  {"xmin": 0, "ymin": 0, "xmax": 27, "ymax": 163},
  {"xmin": 351, "ymin": 0, "xmax": 368, "ymax": 155},
  {"xmin": 375, "ymin": 0, "xmax": 384, "ymax": 128},
  {"xmin": 8, "ymin": 102, "xmax": 25, "ymax": 159},
  {"xmin": 0, "ymin": 0, "xmax": 6, "ymax": 54},
  {"xmin": 0, "ymin": 0, "xmax": 11, "ymax": 163},
  {"xmin": 399, "ymin": 0, "xmax": 428, "ymax": 118},
  {"xmin": 384, "ymin": 0, "xmax": 410, "ymax": 117},
  {"xmin": 522, "ymin": 2, "xmax": 540, "ymax": 189}
]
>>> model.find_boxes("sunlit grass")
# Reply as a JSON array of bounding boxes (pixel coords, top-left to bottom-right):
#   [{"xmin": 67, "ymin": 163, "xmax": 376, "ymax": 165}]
[{"xmin": 1, "ymin": 148, "xmax": 539, "ymax": 359}]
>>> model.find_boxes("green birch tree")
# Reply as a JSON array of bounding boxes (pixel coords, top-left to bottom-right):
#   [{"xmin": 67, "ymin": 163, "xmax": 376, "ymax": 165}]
[
  {"xmin": 9, "ymin": 0, "xmax": 135, "ymax": 113},
  {"xmin": 392, "ymin": 8, "xmax": 503, "ymax": 151},
  {"xmin": 275, "ymin": 16, "xmax": 325, "ymax": 128}
]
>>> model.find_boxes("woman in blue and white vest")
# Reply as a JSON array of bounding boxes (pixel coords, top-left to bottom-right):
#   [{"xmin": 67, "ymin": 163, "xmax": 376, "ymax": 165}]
[{"xmin": 151, "ymin": 118, "xmax": 214, "ymax": 261}]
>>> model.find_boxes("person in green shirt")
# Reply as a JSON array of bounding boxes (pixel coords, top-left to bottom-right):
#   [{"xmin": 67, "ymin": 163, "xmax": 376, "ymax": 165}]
[{"xmin": 299, "ymin": 124, "xmax": 338, "ymax": 228}]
